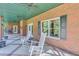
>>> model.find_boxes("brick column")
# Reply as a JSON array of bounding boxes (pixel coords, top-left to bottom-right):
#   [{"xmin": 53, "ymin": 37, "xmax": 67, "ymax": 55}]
[
  {"xmin": 0, "ymin": 16, "xmax": 3, "ymax": 40},
  {"xmin": 20, "ymin": 20, "xmax": 26, "ymax": 36}
]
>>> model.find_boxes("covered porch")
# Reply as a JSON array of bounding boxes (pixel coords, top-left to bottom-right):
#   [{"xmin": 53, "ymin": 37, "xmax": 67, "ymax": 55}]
[
  {"xmin": 0, "ymin": 34, "xmax": 74, "ymax": 56},
  {"xmin": 0, "ymin": 3, "xmax": 79, "ymax": 56}
]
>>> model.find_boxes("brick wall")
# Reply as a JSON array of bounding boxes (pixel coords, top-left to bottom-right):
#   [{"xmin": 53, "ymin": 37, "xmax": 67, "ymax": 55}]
[{"xmin": 24, "ymin": 3, "xmax": 79, "ymax": 55}]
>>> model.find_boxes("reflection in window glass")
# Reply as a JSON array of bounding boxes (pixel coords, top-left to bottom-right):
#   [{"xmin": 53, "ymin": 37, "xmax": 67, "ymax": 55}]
[
  {"xmin": 50, "ymin": 19, "xmax": 60, "ymax": 37},
  {"xmin": 42, "ymin": 18, "xmax": 60, "ymax": 38},
  {"xmin": 42, "ymin": 21, "xmax": 48, "ymax": 36},
  {"xmin": 42, "ymin": 16, "xmax": 67, "ymax": 39}
]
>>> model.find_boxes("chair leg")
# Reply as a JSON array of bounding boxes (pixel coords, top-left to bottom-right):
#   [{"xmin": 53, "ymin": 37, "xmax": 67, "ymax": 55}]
[
  {"xmin": 39, "ymin": 50, "xmax": 42, "ymax": 56},
  {"xmin": 30, "ymin": 47, "xmax": 34, "ymax": 56}
]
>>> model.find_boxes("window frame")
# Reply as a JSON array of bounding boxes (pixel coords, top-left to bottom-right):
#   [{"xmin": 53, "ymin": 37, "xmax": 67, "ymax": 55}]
[
  {"xmin": 41, "ymin": 20, "xmax": 49, "ymax": 36},
  {"xmin": 41, "ymin": 17, "xmax": 60, "ymax": 40}
]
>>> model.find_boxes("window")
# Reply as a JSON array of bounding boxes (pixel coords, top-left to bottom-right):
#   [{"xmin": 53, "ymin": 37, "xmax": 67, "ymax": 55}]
[
  {"xmin": 49, "ymin": 18, "xmax": 60, "ymax": 38},
  {"xmin": 41, "ymin": 16, "xmax": 67, "ymax": 40},
  {"xmin": 38, "ymin": 20, "xmax": 41, "ymax": 34},
  {"xmin": 42, "ymin": 21, "xmax": 49, "ymax": 36},
  {"xmin": 41, "ymin": 18, "xmax": 60, "ymax": 38},
  {"xmin": 28, "ymin": 23, "xmax": 33, "ymax": 35}
]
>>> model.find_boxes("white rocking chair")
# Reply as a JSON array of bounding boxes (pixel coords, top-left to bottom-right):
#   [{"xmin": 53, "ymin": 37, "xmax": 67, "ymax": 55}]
[
  {"xmin": 20, "ymin": 31, "xmax": 32, "ymax": 45},
  {"xmin": 29, "ymin": 32, "xmax": 46, "ymax": 56}
]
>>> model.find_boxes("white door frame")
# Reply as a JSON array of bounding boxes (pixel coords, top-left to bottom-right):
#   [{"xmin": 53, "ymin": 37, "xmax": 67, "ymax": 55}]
[
  {"xmin": 27, "ymin": 23, "xmax": 33, "ymax": 34},
  {"xmin": 13, "ymin": 25, "xmax": 18, "ymax": 34}
]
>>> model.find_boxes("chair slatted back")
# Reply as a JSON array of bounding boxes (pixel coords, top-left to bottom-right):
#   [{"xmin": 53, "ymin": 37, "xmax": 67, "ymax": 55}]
[
  {"xmin": 38, "ymin": 32, "xmax": 46, "ymax": 47},
  {"xmin": 26, "ymin": 31, "xmax": 32, "ymax": 40}
]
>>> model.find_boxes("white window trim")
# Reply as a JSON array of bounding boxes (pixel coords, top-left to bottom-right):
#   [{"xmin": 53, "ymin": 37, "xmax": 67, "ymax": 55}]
[
  {"xmin": 41, "ymin": 17, "xmax": 60, "ymax": 40},
  {"xmin": 27, "ymin": 23, "xmax": 33, "ymax": 37},
  {"xmin": 27, "ymin": 23, "xmax": 33, "ymax": 32},
  {"xmin": 41, "ymin": 20, "xmax": 49, "ymax": 35}
]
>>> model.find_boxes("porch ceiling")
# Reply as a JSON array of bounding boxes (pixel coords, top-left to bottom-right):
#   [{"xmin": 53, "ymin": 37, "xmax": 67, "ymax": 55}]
[{"xmin": 0, "ymin": 3, "xmax": 62, "ymax": 23}]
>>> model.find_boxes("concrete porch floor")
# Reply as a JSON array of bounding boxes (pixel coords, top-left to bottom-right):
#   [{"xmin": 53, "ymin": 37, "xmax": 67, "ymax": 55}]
[{"xmin": 0, "ymin": 35, "xmax": 75, "ymax": 56}]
